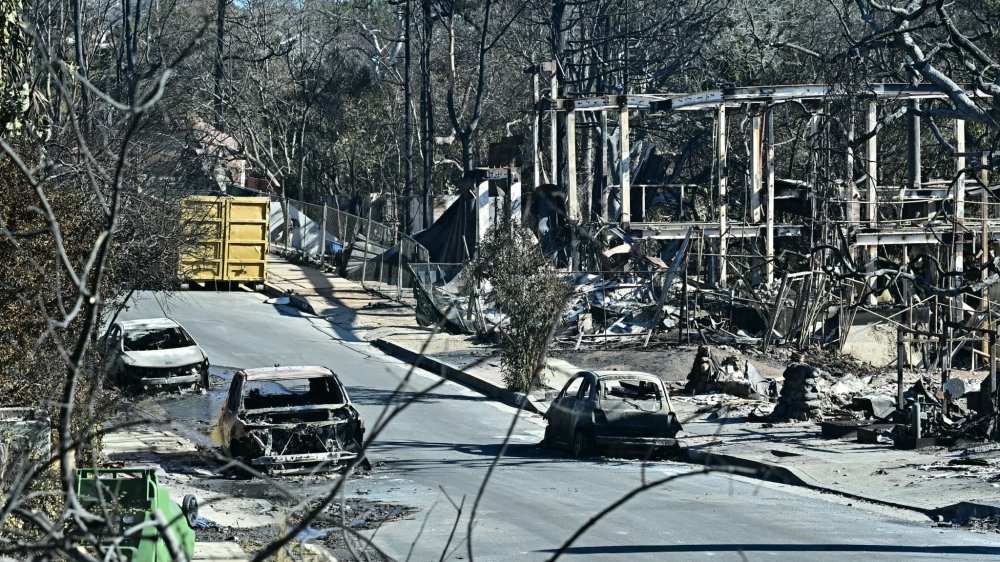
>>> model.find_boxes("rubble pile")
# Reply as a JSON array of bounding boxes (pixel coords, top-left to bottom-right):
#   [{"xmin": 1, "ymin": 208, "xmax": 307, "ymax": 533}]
[
  {"xmin": 685, "ymin": 346, "xmax": 716, "ymax": 395},
  {"xmin": 564, "ymin": 273, "xmax": 678, "ymax": 339},
  {"xmin": 916, "ymin": 443, "xmax": 1000, "ymax": 483},
  {"xmin": 771, "ymin": 363, "xmax": 829, "ymax": 421},
  {"xmin": 684, "ymin": 346, "xmax": 778, "ymax": 400}
]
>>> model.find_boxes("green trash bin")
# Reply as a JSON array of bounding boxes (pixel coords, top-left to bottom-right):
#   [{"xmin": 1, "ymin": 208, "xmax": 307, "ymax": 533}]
[{"xmin": 76, "ymin": 468, "xmax": 197, "ymax": 561}]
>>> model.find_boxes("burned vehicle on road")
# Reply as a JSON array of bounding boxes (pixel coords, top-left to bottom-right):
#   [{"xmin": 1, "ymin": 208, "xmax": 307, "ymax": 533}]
[
  {"xmin": 544, "ymin": 371, "xmax": 682, "ymax": 458},
  {"xmin": 218, "ymin": 366, "xmax": 366, "ymax": 474},
  {"xmin": 103, "ymin": 318, "xmax": 209, "ymax": 391}
]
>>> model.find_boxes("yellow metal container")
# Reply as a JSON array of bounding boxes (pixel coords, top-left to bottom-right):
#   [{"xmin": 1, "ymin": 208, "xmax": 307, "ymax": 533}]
[{"xmin": 179, "ymin": 196, "xmax": 269, "ymax": 283}]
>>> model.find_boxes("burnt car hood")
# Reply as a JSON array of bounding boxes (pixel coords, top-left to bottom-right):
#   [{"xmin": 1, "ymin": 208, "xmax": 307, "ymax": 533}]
[{"xmin": 121, "ymin": 347, "xmax": 205, "ymax": 369}]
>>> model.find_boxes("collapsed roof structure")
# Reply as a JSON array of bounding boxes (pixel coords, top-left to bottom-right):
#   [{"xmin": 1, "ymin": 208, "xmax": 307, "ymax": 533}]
[{"xmin": 410, "ymin": 77, "xmax": 1000, "ymax": 435}]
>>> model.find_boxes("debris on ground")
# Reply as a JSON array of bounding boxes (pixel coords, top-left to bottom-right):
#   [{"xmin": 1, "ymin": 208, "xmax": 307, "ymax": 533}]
[{"xmin": 684, "ymin": 346, "xmax": 778, "ymax": 400}]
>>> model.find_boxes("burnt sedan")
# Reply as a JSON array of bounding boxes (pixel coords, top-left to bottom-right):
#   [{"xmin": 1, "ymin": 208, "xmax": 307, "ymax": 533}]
[
  {"xmin": 544, "ymin": 370, "xmax": 682, "ymax": 458},
  {"xmin": 103, "ymin": 318, "xmax": 209, "ymax": 391},
  {"xmin": 218, "ymin": 366, "xmax": 366, "ymax": 474}
]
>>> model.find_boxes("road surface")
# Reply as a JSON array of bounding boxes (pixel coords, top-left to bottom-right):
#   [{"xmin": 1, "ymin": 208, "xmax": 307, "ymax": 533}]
[{"xmin": 118, "ymin": 290, "xmax": 1000, "ymax": 561}]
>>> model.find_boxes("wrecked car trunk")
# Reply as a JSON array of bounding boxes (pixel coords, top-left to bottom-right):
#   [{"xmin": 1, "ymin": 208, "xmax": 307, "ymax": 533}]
[
  {"xmin": 241, "ymin": 406, "xmax": 363, "ymax": 469},
  {"xmin": 595, "ymin": 377, "xmax": 682, "ymax": 449},
  {"xmin": 219, "ymin": 366, "xmax": 366, "ymax": 474}
]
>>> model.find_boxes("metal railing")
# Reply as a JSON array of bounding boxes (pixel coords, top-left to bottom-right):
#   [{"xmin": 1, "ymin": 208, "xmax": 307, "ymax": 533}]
[{"xmin": 267, "ymin": 197, "xmax": 429, "ymax": 306}]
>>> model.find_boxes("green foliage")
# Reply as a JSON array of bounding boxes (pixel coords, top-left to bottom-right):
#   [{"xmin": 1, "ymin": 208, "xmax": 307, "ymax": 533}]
[{"xmin": 469, "ymin": 213, "xmax": 570, "ymax": 393}]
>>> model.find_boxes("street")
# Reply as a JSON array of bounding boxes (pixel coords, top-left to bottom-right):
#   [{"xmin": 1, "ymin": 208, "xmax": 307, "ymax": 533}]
[{"xmin": 119, "ymin": 290, "xmax": 1000, "ymax": 561}]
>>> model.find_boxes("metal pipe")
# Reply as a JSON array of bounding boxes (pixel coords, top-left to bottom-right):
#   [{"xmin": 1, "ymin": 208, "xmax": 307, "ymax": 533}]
[
  {"xmin": 620, "ymin": 101, "xmax": 631, "ymax": 227},
  {"xmin": 897, "ymin": 327, "xmax": 905, "ymax": 409},
  {"xmin": 532, "ymin": 68, "xmax": 540, "ymax": 188},
  {"xmin": 765, "ymin": 107, "xmax": 776, "ymax": 284},
  {"xmin": 717, "ymin": 104, "xmax": 728, "ymax": 287},
  {"xmin": 320, "ymin": 203, "xmax": 327, "ymax": 267}
]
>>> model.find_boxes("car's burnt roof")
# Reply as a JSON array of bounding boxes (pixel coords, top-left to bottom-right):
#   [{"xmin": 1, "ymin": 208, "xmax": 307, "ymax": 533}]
[
  {"xmin": 585, "ymin": 370, "xmax": 662, "ymax": 382},
  {"xmin": 118, "ymin": 317, "xmax": 180, "ymax": 331},
  {"xmin": 240, "ymin": 366, "xmax": 336, "ymax": 381}
]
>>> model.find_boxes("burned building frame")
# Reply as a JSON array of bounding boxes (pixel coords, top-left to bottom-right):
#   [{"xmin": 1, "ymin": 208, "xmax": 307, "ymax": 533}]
[{"xmin": 527, "ymin": 77, "xmax": 998, "ymax": 417}]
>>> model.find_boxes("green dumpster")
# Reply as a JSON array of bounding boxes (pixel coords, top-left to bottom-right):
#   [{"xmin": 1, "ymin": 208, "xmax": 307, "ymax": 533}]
[{"xmin": 76, "ymin": 468, "xmax": 197, "ymax": 561}]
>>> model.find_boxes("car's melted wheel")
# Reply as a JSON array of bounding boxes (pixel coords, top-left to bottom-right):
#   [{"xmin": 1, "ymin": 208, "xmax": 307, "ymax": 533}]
[{"xmin": 572, "ymin": 430, "xmax": 593, "ymax": 458}]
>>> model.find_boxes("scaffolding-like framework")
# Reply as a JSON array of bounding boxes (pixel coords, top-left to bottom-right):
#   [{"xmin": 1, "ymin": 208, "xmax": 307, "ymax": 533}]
[{"xmin": 532, "ymin": 76, "xmax": 1000, "ymax": 392}]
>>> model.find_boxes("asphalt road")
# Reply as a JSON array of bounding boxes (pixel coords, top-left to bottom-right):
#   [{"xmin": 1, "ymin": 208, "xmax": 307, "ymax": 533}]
[{"xmin": 119, "ymin": 290, "xmax": 1000, "ymax": 561}]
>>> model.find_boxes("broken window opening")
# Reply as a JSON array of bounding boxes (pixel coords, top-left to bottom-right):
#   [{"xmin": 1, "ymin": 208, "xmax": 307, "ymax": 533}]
[
  {"xmin": 601, "ymin": 379, "xmax": 663, "ymax": 412},
  {"xmin": 123, "ymin": 328, "xmax": 196, "ymax": 352},
  {"xmin": 243, "ymin": 377, "xmax": 346, "ymax": 410}
]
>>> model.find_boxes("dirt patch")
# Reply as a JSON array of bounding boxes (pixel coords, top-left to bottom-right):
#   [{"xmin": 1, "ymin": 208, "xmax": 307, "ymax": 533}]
[
  {"xmin": 192, "ymin": 496, "xmax": 410, "ymax": 561},
  {"xmin": 552, "ymin": 343, "xmax": 791, "ymax": 384}
]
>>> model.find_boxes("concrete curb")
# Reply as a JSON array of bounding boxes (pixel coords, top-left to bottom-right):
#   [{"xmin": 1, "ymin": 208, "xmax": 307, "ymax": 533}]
[
  {"xmin": 263, "ymin": 280, "xmax": 536, "ymax": 415},
  {"xmin": 372, "ymin": 339, "xmax": 540, "ymax": 415},
  {"xmin": 262, "ymin": 276, "xmax": 1000, "ymax": 523},
  {"xmin": 261, "ymin": 282, "xmax": 317, "ymax": 315},
  {"xmin": 682, "ymin": 446, "xmax": 1000, "ymax": 519}
]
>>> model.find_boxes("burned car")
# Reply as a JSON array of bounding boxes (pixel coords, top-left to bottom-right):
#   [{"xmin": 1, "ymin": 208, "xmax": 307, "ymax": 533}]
[
  {"xmin": 544, "ymin": 371, "xmax": 682, "ymax": 458},
  {"xmin": 103, "ymin": 318, "xmax": 209, "ymax": 391},
  {"xmin": 218, "ymin": 366, "xmax": 366, "ymax": 474}
]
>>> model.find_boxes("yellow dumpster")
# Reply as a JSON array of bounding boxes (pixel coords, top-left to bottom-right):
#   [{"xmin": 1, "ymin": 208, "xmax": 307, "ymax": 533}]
[{"xmin": 179, "ymin": 196, "xmax": 269, "ymax": 284}]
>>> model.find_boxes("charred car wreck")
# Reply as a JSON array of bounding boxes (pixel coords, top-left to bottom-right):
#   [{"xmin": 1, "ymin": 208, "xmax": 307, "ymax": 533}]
[
  {"xmin": 218, "ymin": 366, "xmax": 367, "ymax": 474},
  {"xmin": 103, "ymin": 318, "xmax": 210, "ymax": 391},
  {"xmin": 545, "ymin": 371, "xmax": 682, "ymax": 458}
]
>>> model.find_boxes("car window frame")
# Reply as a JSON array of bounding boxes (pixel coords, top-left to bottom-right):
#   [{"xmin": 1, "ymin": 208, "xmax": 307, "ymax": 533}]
[
  {"xmin": 227, "ymin": 375, "xmax": 244, "ymax": 413},
  {"xmin": 559, "ymin": 374, "xmax": 585, "ymax": 401},
  {"xmin": 598, "ymin": 377, "xmax": 667, "ymax": 412},
  {"xmin": 104, "ymin": 325, "xmax": 122, "ymax": 351}
]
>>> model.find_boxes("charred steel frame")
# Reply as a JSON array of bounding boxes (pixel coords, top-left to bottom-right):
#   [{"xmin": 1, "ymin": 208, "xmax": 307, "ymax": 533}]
[{"xmin": 533, "ymin": 75, "xmax": 1000, "ymax": 392}]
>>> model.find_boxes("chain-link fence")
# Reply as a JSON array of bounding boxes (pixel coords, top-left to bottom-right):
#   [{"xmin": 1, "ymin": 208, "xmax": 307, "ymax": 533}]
[
  {"xmin": 410, "ymin": 263, "xmax": 491, "ymax": 334},
  {"xmin": 267, "ymin": 197, "xmax": 429, "ymax": 305},
  {"xmin": 410, "ymin": 264, "xmax": 682, "ymax": 341}
]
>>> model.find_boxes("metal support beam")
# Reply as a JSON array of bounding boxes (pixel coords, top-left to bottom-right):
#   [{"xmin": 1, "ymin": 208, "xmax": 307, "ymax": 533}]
[
  {"xmin": 532, "ymin": 69, "xmax": 540, "ymax": 189},
  {"xmin": 808, "ymin": 112, "xmax": 820, "ymax": 250},
  {"xmin": 847, "ymin": 112, "xmax": 859, "ymax": 226},
  {"xmin": 955, "ymin": 119, "xmax": 966, "ymax": 273},
  {"xmin": 749, "ymin": 109, "xmax": 765, "ymax": 285},
  {"xmin": 567, "ymin": 108, "xmax": 578, "ymax": 222},
  {"xmin": 866, "ymin": 102, "xmax": 878, "ymax": 230},
  {"xmin": 984, "ymin": 152, "xmax": 992, "ymax": 369},
  {"xmin": 477, "ymin": 176, "xmax": 491, "ymax": 243},
  {"xmin": 855, "ymin": 230, "xmax": 946, "ymax": 246},
  {"xmin": 954, "ymin": 119, "xmax": 966, "ymax": 370},
  {"xmin": 620, "ymin": 102, "xmax": 631, "ymax": 228},
  {"xmin": 717, "ymin": 104, "xmax": 728, "ymax": 287},
  {"xmin": 749, "ymin": 113, "xmax": 763, "ymax": 223},
  {"xmin": 865, "ymin": 103, "xmax": 879, "ymax": 304},
  {"xmin": 600, "ymin": 110, "xmax": 609, "ymax": 221},
  {"xmin": 765, "ymin": 107, "xmax": 776, "ymax": 284},
  {"xmin": 319, "ymin": 203, "xmax": 327, "ymax": 265},
  {"xmin": 549, "ymin": 71, "xmax": 558, "ymax": 186},
  {"xmin": 510, "ymin": 171, "xmax": 522, "ymax": 224},
  {"xmin": 906, "ymin": 100, "xmax": 922, "ymax": 203}
]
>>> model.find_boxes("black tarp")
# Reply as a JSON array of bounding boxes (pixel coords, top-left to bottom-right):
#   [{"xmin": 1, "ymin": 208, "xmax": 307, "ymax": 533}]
[{"xmin": 414, "ymin": 189, "xmax": 477, "ymax": 263}]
